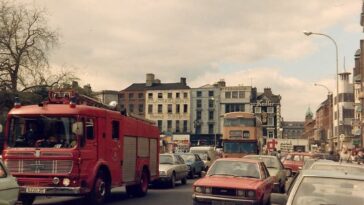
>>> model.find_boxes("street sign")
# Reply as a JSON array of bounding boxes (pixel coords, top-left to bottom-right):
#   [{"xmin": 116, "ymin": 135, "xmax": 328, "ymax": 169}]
[{"xmin": 339, "ymin": 134, "xmax": 346, "ymax": 142}]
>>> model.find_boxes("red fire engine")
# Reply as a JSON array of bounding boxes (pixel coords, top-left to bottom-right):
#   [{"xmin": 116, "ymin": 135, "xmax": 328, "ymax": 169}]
[{"xmin": 2, "ymin": 90, "xmax": 160, "ymax": 205}]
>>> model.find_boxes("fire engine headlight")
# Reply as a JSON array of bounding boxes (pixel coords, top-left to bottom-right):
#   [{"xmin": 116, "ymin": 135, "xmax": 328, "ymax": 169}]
[
  {"xmin": 237, "ymin": 190, "xmax": 245, "ymax": 196},
  {"xmin": 205, "ymin": 187, "xmax": 212, "ymax": 194},
  {"xmin": 63, "ymin": 178, "xmax": 70, "ymax": 187},
  {"xmin": 52, "ymin": 177, "xmax": 60, "ymax": 185}
]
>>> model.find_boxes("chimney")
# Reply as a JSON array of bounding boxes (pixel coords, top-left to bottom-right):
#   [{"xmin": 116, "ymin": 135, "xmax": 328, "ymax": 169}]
[
  {"xmin": 146, "ymin": 73, "xmax": 155, "ymax": 87},
  {"xmin": 264, "ymin": 88, "xmax": 272, "ymax": 96},
  {"xmin": 180, "ymin": 77, "xmax": 187, "ymax": 85}
]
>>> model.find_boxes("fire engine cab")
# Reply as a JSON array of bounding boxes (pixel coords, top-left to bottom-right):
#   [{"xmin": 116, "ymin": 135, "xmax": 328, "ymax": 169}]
[{"xmin": 2, "ymin": 90, "xmax": 160, "ymax": 205}]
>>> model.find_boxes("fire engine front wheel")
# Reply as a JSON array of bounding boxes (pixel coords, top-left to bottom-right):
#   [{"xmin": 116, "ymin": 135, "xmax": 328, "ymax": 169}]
[{"xmin": 86, "ymin": 171, "xmax": 111, "ymax": 205}]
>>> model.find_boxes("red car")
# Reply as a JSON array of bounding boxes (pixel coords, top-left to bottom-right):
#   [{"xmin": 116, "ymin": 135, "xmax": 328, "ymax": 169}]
[
  {"xmin": 192, "ymin": 158, "xmax": 274, "ymax": 205},
  {"xmin": 281, "ymin": 152, "xmax": 313, "ymax": 174}
]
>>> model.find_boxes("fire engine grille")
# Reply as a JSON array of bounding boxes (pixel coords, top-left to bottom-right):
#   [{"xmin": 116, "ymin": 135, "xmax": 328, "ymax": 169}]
[{"xmin": 5, "ymin": 159, "xmax": 73, "ymax": 174}]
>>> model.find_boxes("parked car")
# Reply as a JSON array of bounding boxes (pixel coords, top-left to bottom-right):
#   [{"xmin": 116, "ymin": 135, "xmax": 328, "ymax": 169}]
[
  {"xmin": 244, "ymin": 155, "xmax": 290, "ymax": 193},
  {"xmin": 0, "ymin": 159, "xmax": 19, "ymax": 205},
  {"xmin": 190, "ymin": 146, "xmax": 218, "ymax": 171},
  {"xmin": 192, "ymin": 158, "xmax": 274, "ymax": 205},
  {"xmin": 305, "ymin": 159, "xmax": 364, "ymax": 174},
  {"xmin": 272, "ymin": 169, "xmax": 364, "ymax": 205},
  {"xmin": 282, "ymin": 152, "xmax": 313, "ymax": 174},
  {"xmin": 157, "ymin": 153, "xmax": 188, "ymax": 188},
  {"xmin": 179, "ymin": 153, "xmax": 205, "ymax": 178}
]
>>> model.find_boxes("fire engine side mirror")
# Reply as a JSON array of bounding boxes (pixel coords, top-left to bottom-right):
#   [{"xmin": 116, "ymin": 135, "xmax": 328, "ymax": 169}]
[{"xmin": 72, "ymin": 122, "xmax": 84, "ymax": 136}]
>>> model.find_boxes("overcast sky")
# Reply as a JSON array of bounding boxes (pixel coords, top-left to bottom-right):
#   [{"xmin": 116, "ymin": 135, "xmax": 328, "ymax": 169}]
[{"xmin": 25, "ymin": 0, "xmax": 363, "ymax": 121}]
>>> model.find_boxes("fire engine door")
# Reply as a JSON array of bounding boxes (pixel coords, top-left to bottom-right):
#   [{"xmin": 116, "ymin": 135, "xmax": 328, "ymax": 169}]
[
  {"xmin": 79, "ymin": 118, "xmax": 98, "ymax": 178},
  {"xmin": 109, "ymin": 120, "xmax": 122, "ymax": 181}
]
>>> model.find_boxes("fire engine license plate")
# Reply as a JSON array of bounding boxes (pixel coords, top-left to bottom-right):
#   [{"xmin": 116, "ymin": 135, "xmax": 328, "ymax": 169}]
[{"xmin": 26, "ymin": 187, "xmax": 46, "ymax": 194}]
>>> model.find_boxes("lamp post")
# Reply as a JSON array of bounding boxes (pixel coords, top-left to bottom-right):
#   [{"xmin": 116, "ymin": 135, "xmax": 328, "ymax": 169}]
[
  {"xmin": 314, "ymin": 83, "xmax": 334, "ymax": 151},
  {"xmin": 304, "ymin": 31, "xmax": 339, "ymax": 151}
]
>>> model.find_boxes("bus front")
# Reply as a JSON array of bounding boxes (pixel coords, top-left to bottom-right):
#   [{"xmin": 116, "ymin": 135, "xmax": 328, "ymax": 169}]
[{"xmin": 222, "ymin": 113, "xmax": 259, "ymax": 158}]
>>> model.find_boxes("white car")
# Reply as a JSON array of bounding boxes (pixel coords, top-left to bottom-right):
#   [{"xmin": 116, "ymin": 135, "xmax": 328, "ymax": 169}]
[{"xmin": 0, "ymin": 159, "xmax": 19, "ymax": 205}]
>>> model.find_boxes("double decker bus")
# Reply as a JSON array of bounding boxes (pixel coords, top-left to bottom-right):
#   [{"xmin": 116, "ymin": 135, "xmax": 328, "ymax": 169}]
[{"xmin": 222, "ymin": 112, "xmax": 262, "ymax": 158}]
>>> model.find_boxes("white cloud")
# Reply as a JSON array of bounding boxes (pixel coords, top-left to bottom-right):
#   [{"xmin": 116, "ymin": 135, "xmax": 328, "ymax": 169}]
[{"xmin": 19, "ymin": 0, "xmax": 362, "ymax": 120}]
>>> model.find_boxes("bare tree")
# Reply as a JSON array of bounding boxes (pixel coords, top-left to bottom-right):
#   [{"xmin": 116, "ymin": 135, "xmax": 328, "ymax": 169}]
[{"xmin": 0, "ymin": 1, "xmax": 74, "ymax": 92}]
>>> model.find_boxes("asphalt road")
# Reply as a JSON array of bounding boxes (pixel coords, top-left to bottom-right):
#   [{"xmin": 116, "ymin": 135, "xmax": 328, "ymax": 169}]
[{"xmin": 33, "ymin": 179, "xmax": 196, "ymax": 205}]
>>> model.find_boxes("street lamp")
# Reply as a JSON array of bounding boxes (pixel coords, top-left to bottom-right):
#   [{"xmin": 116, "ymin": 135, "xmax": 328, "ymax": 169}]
[
  {"xmin": 304, "ymin": 31, "xmax": 339, "ymax": 149},
  {"xmin": 314, "ymin": 83, "xmax": 332, "ymax": 95}
]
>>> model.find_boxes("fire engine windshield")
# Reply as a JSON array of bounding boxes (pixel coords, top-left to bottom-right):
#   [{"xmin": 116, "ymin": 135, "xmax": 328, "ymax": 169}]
[{"xmin": 7, "ymin": 115, "xmax": 78, "ymax": 148}]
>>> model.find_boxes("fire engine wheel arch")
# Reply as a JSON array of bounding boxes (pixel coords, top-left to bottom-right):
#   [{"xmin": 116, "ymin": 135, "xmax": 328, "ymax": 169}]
[
  {"xmin": 126, "ymin": 166, "xmax": 150, "ymax": 197},
  {"xmin": 86, "ymin": 167, "xmax": 112, "ymax": 205}
]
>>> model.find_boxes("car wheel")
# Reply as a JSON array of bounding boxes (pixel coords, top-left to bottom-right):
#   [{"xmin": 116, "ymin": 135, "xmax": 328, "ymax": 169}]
[
  {"xmin": 181, "ymin": 176, "xmax": 187, "ymax": 185},
  {"xmin": 18, "ymin": 194, "xmax": 35, "ymax": 205},
  {"xmin": 169, "ymin": 173, "xmax": 176, "ymax": 188}
]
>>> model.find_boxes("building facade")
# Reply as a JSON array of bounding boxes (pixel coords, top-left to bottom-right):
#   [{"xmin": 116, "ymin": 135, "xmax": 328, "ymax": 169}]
[
  {"xmin": 333, "ymin": 72, "xmax": 354, "ymax": 149},
  {"xmin": 314, "ymin": 95, "xmax": 333, "ymax": 151},
  {"xmin": 303, "ymin": 108, "xmax": 316, "ymax": 150},
  {"xmin": 353, "ymin": 48, "xmax": 362, "ymax": 148},
  {"xmin": 190, "ymin": 80, "xmax": 225, "ymax": 146},
  {"xmin": 95, "ymin": 90, "xmax": 119, "ymax": 105},
  {"xmin": 251, "ymin": 88, "xmax": 282, "ymax": 145},
  {"xmin": 144, "ymin": 75, "xmax": 190, "ymax": 134},
  {"xmin": 282, "ymin": 121, "xmax": 304, "ymax": 139}
]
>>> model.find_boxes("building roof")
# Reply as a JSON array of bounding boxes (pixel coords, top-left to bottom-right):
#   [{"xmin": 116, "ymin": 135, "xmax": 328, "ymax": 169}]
[{"xmin": 122, "ymin": 83, "xmax": 190, "ymax": 91}]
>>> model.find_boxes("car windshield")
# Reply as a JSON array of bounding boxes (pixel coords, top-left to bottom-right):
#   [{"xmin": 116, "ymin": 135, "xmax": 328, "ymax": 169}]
[
  {"xmin": 194, "ymin": 153, "xmax": 208, "ymax": 161},
  {"xmin": 311, "ymin": 164, "xmax": 364, "ymax": 174},
  {"xmin": 180, "ymin": 154, "xmax": 195, "ymax": 163},
  {"xmin": 160, "ymin": 155, "xmax": 173, "ymax": 164},
  {"xmin": 292, "ymin": 177, "xmax": 364, "ymax": 205},
  {"xmin": 223, "ymin": 142, "xmax": 257, "ymax": 154},
  {"xmin": 7, "ymin": 115, "xmax": 78, "ymax": 148},
  {"xmin": 245, "ymin": 156, "xmax": 280, "ymax": 168},
  {"xmin": 208, "ymin": 160, "xmax": 260, "ymax": 179},
  {"xmin": 286, "ymin": 154, "xmax": 312, "ymax": 162}
]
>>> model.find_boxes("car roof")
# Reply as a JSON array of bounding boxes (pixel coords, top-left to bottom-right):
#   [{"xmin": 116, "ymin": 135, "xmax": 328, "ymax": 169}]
[
  {"xmin": 287, "ymin": 152, "xmax": 312, "ymax": 155},
  {"xmin": 299, "ymin": 169, "xmax": 364, "ymax": 180},
  {"xmin": 244, "ymin": 155, "xmax": 278, "ymax": 159},
  {"xmin": 215, "ymin": 158, "xmax": 260, "ymax": 164},
  {"xmin": 190, "ymin": 146, "xmax": 215, "ymax": 151},
  {"xmin": 311, "ymin": 160, "xmax": 364, "ymax": 168}
]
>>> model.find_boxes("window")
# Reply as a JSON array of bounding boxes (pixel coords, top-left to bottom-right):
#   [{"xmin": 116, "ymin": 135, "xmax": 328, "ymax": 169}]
[
  {"xmin": 225, "ymin": 104, "xmax": 244, "ymax": 113},
  {"xmin": 157, "ymin": 120, "xmax": 163, "ymax": 131},
  {"xmin": 112, "ymin": 121, "xmax": 120, "ymax": 139},
  {"xmin": 268, "ymin": 131, "xmax": 274, "ymax": 138},
  {"xmin": 255, "ymin": 107, "xmax": 261, "ymax": 113},
  {"xmin": 268, "ymin": 117, "xmax": 274, "ymax": 126},
  {"xmin": 183, "ymin": 92, "xmax": 188, "ymax": 98},
  {"xmin": 225, "ymin": 92, "xmax": 231, "ymax": 99},
  {"xmin": 129, "ymin": 104, "xmax": 134, "ymax": 113},
  {"xmin": 148, "ymin": 93, "xmax": 153, "ymax": 99},
  {"xmin": 183, "ymin": 104, "xmax": 188, "ymax": 113},
  {"xmin": 119, "ymin": 93, "xmax": 125, "ymax": 99},
  {"xmin": 196, "ymin": 99, "xmax": 202, "ymax": 108},
  {"xmin": 167, "ymin": 120, "xmax": 172, "ymax": 130},
  {"xmin": 196, "ymin": 91, "xmax": 202, "ymax": 97},
  {"xmin": 195, "ymin": 125, "xmax": 201, "ymax": 134},
  {"xmin": 208, "ymin": 124, "xmax": 214, "ymax": 134},
  {"xmin": 208, "ymin": 100, "xmax": 214, "ymax": 108},
  {"xmin": 239, "ymin": 91, "xmax": 245, "ymax": 98},
  {"xmin": 148, "ymin": 104, "xmax": 153, "ymax": 114},
  {"xmin": 176, "ymin": 104, "xmax": 180, "ymax": 113},
  {"xmin": 175, "ymin": 120, "xmax": 180, "ymax": 133},
  {"xmin": 168, "ymin": 104, "xmax": 173, "ymax": 114},
  {"xmin": 176, "ymin": 93, "xmax": 180, "ymax": 98},
  {"xmin": 208, "ymin": 91, "xmax": 214, "ymax": 97},
  {"xmin": 158, "ymin": 104, "xmax": 163, "ymax": 113},
  {"xmin": 138, "ymin": 104, "xmax": 144, "ymax": 113},
  {"xmin": 138, "ymin": 93, "xmax": 144, "ymax": 99},
  {"xmin": 196, "ymin": 111, "xmax": 202, "ymax": 120},
  {"xmin": 128, "ymin": 93, "xmax": 134, "ymax": 99},
  {"xmin": 232, "ymin": 91, "xmax": 238, "ymax": 98},
  {"xmin": 86, "ymin": 118, "xmax": 94, "ymax": 140},
  {"xmin": 183, "ymin": 120, "xmax": 188, "ymax": 132},
  {"xmin": 267, "ymin": 107, "xmax": 274, "ymax": 113},
  {"xmin": 209, "ymin": 111, "xmax": 214, "ymax": 120},
  {"xmin": 158, "ymin": 93, "xmax": 163, "ymax": 99},
  {"xmin": 168, "ymin": 93, "xmax": 172, "ymax": 98}
]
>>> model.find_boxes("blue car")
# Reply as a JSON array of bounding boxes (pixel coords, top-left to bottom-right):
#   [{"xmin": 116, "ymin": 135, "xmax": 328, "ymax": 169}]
[{"xmin": 179, "ymin": 153, "xmax": 205, "ymax": 178}]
